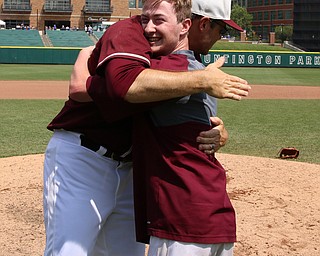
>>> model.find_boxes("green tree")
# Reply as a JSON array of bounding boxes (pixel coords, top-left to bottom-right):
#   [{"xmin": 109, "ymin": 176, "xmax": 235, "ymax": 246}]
[
  {"xmin": 230, "ymin": 4, "xmax": 253, "ymax": 38},
  {"xmin": 275, "ymin": 25, "xmax": 293, "ymax": 43}
]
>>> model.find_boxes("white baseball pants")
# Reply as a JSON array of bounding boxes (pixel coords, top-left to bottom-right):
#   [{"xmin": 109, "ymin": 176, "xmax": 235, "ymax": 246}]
[
  {"xmin": 43, "ymin": 130, "xmax": 145, "ymax": 256},
  {"xmin": 148, "ymin": 236, "xmax": 234, "ymax": 256}
]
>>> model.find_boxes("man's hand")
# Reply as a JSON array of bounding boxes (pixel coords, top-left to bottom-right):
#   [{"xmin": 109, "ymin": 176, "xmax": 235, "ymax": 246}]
[
  {"xmin": 204, "ymin": 57, "xmax": 251, "ymax": 100},
  {"xmin": 69, "ymin": 46, "xmax": 94, "ymax": 102},
  {"xmin": 197, "ymin": 117, "xmax": 228, "ymax": 154}
]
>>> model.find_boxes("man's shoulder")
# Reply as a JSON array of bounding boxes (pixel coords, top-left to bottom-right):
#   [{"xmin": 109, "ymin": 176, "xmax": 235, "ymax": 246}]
[{"xmin": 150, "ymin": 54, "xmax": 189, "ymax": 71}]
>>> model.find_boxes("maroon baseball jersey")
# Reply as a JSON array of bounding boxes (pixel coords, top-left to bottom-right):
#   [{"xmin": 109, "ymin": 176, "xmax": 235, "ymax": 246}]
[
  {"xmin": 132, "ymin": 52, "xmax": 236, "ymax": 245},
  {"xmin": 47, "ymin": 16, "xmax": 151, "ymax": 155}
]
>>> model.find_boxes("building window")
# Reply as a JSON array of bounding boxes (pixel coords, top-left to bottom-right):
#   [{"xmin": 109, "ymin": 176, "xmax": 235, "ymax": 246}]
[
  {"xmin": 250, "ymin": 0, "xmax": 258, "ymax": 7},
  {"xmin": 257, "ymin": 11, "xmax": 263, "ymax": 21},
  {"xmin": 85, "ymin": 0, "xmax": 112, "ymax": 12},
  {"xmin": 278, "ymin": 10, "xmax": 284, "ymax": 19},
  {"xmin": 4, "ymin": 19, "xmax": 30, "ymax": 29},
  {"xmin": 257, "ymin": 0, "xmax": 263, "ymax": 6},
  {"xmin": 264, "ymin": 11, "xmax": 269, "ymax": 20},
  {"xmin": 253, "ymin": 12, "xmax": 257, "ymax": 20},
  {"xmin": 270, "ymin": 0, "xmax": 276, "ymax": 5},
  {"xmin": 129, "ymin": 0, "xmax": 136, "ymax": 8},
  {"xmin": 285, "ymin": 10, "xmax": 292, "ymax": 19},
  {"xmin": 129, "ymin": 0, "xmax": 142, "ymax": 9},
  {"xmin": 278, "ymin": 0, "xmax": 283, "ymax": 4},
  {"xmin": 44, "ymin": 0, "xmax": 72, "ymax": 11},
  {"xmin": 264, "ymin": 0, "xmax": 269, "ymax": 5},
  {"xmin": 285, "ymin": 0, "xmax": 292, "ymax": 3},
  {"xmin": 3, "ymin": 0, "xmax": 31, "ymax": 10}
]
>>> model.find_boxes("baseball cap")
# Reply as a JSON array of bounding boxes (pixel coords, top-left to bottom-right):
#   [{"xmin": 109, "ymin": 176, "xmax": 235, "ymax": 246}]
[{"xmin": 191, "ymin": 0, "xmax": 243, "ymax": 32}]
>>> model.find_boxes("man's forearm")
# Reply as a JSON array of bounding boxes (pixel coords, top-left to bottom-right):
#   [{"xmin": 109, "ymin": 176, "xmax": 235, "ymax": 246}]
[
  {"xmin": 125, "ymin": 58, "xmax": 250, "ymax": 103},
  {"xmin": 125, "ymin": 69, "xmax": 208, "ymax": 103}
]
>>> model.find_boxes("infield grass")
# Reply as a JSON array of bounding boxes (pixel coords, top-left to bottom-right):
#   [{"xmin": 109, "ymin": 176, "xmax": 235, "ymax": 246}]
[
  {"xmin": 217, "ymin": 99, "xmax": 320, "ymax": 164},
  {"xmin": 222, "ymin": 67, "xmax": 320, "ymax": 86},
  {"xmin": 0, "ymin": 99, "xmax": 319, "ymax": 164},
  {"xmin": 0, "ymin": 100, "xmax": 64, "ymax": 157},
  {"xmin": 0, "ymin": 64, "xmax": 73, "ymax": 80}
]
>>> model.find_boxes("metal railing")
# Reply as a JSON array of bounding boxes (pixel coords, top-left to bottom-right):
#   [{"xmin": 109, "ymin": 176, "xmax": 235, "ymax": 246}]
[
  {"xmin": 83, "ymin": 4, "xmax": 113, "ymax": 14},
  {"xmin": 2, "ymin": 2, "xmax": 32, "ymax": 11},
  {"xmin": 43, "ymin": 2, "xmax": 73, "ymax": 12}
]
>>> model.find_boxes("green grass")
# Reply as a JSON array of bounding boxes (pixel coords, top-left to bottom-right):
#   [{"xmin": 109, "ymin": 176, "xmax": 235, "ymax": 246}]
[
  {"xmin": 0, "ymin": 99, "xmax": 319, "ymax": 164},
  {"xmin": 217, "ymin": 99, "xmax": 320, "ymax": 164},
  {"xmin": 212, "ymin": 41, "xmax": 291, "ymax": 51},
  {"xmin": 0, "ymin": 100, "xmax": 64, "ymax": 157},
  {"xmin": 222, "ymin": 67, "xmax": 320, "ymax": 86},
  {"xmin": 0, "ymin": 64, "xmax": 73, "ymax": 80}
]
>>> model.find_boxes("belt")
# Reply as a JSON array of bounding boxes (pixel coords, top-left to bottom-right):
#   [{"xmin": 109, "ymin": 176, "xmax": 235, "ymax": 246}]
[{"xmin": 80, "ymin": 135, "xmax": 132, "ymax": 162}]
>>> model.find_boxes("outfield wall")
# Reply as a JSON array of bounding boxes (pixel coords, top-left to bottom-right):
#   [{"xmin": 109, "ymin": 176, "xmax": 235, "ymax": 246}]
[
  {"xmin": 0, "ymin": 46, "xmax": 81, "ymax": 64},
  {"xmin": 0, "ymin": 47, "xmax": 320, "ymax": 68},
  {"xmin": 203, "ymin": 50, "xmax": 320, "ymax": 68}
]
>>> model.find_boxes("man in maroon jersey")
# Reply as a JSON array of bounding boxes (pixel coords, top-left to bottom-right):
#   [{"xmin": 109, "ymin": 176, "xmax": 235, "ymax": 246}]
[
  {"xmin": 43, "ymin": 2, "xmax": 249, "ymax": 256},
  {"xmin": 131, "ymin": 1, "xmax": 238, "ymax": 254},
  {"xmin": 83, "ymin": 0, "xmax": 243, "ymax": 255}
]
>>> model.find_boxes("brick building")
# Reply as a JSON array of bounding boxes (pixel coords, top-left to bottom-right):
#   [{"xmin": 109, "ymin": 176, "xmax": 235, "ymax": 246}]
[
  {"xmin": 237, "ymin": 0, "xmax": 294, "ymax": 40},
  {"xmin": 233, "ymin": 0, "xmax": 319, "ymax": 51},
  {"xmin": 0, "ymin": 0, "xmax": 143, "ymax": 30},
  {"xmin": 292, "ymin": 0, "xmax": 320, "ymax": 52}
]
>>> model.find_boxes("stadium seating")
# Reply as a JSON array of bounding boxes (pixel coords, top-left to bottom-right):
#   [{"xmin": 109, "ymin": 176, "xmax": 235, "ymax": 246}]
[
  {"xmin": 0, "ymin": 29, "xmax": 44, "ymax": 46},
  {"xmin": 93, "ymin": 31, "xmax": 105, "ymax": 39},
  {"xmin": 46, "ymin": 30, "xmax": 94, "ymax": 47}
]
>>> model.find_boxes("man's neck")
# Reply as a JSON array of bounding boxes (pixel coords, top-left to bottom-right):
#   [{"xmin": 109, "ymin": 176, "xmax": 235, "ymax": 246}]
[{"xmin": 173, "ymin": 38, "xmax": 189, "ymax": 52}]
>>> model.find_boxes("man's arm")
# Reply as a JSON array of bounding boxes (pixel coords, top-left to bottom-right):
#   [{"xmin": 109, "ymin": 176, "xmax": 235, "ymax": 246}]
[
  {"xmin": 68, "ymin": 48, "xmax": 229, "ymax": 154},
  {"xmin": 69, "ymin": 46, "xmax": 93, "ymax": 102},
  {"xmin": 69, "ymin": 49, "xmax": 250, "ymax": 102},
  {"xmin": 126, "ymin": 57, "xmax": 250, "ymax": 103},
  {"xmin": 197, "ymin": 117, "xmax": 228, "ymax": 153}
]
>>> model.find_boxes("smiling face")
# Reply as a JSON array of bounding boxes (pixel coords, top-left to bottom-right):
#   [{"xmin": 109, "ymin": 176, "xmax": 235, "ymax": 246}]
[{"xmin": 141, "ymin": 0, "xmax": 191, "ymax": 57}]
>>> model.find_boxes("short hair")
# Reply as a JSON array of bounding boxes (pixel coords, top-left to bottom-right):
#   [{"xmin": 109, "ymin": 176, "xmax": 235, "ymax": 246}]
[{"xmin": 142, "ymin": 0, "xmax": 192, "ymax": 22}]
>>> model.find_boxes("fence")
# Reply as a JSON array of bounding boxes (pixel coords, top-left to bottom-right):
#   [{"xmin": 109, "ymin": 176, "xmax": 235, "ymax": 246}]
[
  {"xmin": 203, "ymin": 50, "xmax": 320, "ymax": 68},
  {"xmin": 1, "ymin": 47, "xmax": 320, "ymax": 68},
  {"xmin": 0, "ymin": 46, "xmax": 80, "ymax": 64}
]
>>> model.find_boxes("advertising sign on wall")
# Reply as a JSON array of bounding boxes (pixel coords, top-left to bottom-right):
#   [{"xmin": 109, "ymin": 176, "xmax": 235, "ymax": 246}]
[{"xmin": 203, "ymin": 51, "xmax": 320, "ymax": 68}]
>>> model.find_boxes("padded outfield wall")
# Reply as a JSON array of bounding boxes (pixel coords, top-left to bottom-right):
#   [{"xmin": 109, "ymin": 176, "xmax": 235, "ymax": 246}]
[
  {"xmin": 203, "ymin": 50, "xmax": 320, "ymax": 68},
  {"xmin": 0, "ymin": 47, "xmax": 320, "ymax": 68},
  {"xmin": 0, "ymin": 46, "xmax": 81, "ymax": 64}
]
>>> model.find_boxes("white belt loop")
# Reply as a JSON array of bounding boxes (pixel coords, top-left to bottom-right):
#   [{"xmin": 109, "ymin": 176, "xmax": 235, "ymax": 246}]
[{"xmin": 96, "ymin": 146, "xmax": 108, "ymax": 156}]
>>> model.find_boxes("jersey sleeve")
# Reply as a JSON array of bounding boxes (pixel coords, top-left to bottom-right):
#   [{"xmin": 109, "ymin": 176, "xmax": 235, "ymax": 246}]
[
  {"xmin": 86, "ymin": 74, "xmax": 156, "ymax": 123},
  {"xmin": 87, "ymin": 16, "xmax": 152, "ymax": 101},
  {"xmin": 86, "ymin": 53, "xmax": 190, "ymax": 122},
  {"xmin": 89, "ymin": 16, "xmax": 152, "ymax": 76}
]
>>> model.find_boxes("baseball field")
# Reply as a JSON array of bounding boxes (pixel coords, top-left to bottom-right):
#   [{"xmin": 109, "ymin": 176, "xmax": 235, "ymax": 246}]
[{"xmin": 0, "ymin": 65, "xmax": 320, "ymax": 255}]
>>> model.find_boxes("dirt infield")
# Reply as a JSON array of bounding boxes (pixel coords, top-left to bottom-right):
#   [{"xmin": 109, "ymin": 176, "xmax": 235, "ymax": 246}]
[
  {"xmin": 0, "ymin": 81, "xmax": 69, "ymax": 99},
  {"xmin": 0, "ymin": 81, "xmax": 320, "ymax": 255},
  {"xmin": 1, "ymin": 81, "xmax": 320, "ymax": 99}
]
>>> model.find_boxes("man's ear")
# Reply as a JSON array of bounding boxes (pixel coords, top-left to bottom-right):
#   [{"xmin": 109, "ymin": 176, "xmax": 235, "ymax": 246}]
[
  {"xmin": 181, "ymin": 18, "xmax": 192, "ymax": 35},
  {"xmin": 199, "ymin": 17, "xmax": 211, "ymax": 31}
]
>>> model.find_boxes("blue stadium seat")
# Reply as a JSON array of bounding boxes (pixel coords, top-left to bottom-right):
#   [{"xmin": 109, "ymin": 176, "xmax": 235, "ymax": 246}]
[
  {"xmin": 0, "ymin": 30, "xmax": 44, "ymax": 46},
  {"xmin": 46, "ymin": 30, "xmax": 94, "ymax": 47},
  {"xmin": 94, "ymin": 31, "xmax": 105, "ymax": 39}
]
